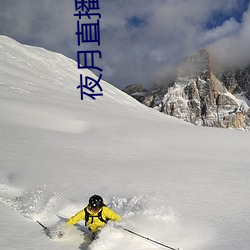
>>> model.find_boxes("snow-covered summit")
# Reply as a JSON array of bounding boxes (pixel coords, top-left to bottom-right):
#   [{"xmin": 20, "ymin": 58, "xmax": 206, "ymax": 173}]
[{"xmin": 0, "ymin": 35, "xmax": 145, "ymax": 107}]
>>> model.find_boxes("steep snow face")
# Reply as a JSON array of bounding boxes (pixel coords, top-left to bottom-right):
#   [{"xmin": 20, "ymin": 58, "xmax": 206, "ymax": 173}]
[
  {"xmin": 1, "ymin": 36, "xmax": 250, "ymax": 250},
  {"xmin": 0, "ymin": 35, "xmax": 150, "ymax": 133},
  {"xmin": 0, "ymin": 35, "xmax": 145, "ymax": 107}
]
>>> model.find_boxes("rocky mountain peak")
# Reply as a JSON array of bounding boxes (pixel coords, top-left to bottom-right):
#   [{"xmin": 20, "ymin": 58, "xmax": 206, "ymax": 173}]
[
  {"xmin": 177, "ymin": 49, "xmax": 210, "ymax": 78},
  {"xmin": 123, "ymin": 49, "xmax": 250, "ymax": 130}
]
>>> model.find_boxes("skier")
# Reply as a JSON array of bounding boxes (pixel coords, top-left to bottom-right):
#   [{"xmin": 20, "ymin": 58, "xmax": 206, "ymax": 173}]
[{"xmin": 66, "ymin": 194, "xmax": 122, "ymax": 239}]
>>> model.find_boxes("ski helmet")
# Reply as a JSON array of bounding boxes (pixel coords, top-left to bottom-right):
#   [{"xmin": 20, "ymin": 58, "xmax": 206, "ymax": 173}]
[{"xmin": 89, "ymin": 195, "xmax": 104, "ymax": 210}]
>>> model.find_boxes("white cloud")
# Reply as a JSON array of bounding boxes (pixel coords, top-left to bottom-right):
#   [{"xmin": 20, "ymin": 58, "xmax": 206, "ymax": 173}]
[
  {"xmin": 200, "ymin": 17, "xmax": 240, "ymax": 45},
  {"xmin": 209, "ymin": 5, "xmax": 250, "ymax": 68},
  {"xmin": 0, "ymin": 0, "xmax": 249, "ymax": 88}
]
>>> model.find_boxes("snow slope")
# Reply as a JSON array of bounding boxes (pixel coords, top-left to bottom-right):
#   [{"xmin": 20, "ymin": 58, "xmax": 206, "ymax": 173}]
[{"xmin": 0, "ymin": 36, "xmax": 250, "ymax": 250}]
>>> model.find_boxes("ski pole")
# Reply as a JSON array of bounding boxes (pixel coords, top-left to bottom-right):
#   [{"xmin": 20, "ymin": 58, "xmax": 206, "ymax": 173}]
[
  {"xmin": 37, "ymin": 220, "xmax": 48, "ymax": 231},
  {"xmin": 122, "ymin": 227, "xmax": 180, "ymax": 250}
]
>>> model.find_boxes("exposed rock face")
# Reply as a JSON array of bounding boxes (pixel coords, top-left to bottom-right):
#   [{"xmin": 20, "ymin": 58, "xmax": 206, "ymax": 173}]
[
  {"xmin": 123, "ymin": 84, "xmax": 147, "ymax": 103},
  {"xmin": 217, "ymin": 66, "xmax": 250, "ymax": 99},
  {"xmin": 123, "ymin": 49, "xmax": 250, "ymax": 130}
]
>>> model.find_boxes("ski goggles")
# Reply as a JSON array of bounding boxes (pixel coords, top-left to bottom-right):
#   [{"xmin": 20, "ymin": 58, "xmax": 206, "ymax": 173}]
[{"xmin": 89, "ymin": 204, "xmax": 101, "ymax": 212}]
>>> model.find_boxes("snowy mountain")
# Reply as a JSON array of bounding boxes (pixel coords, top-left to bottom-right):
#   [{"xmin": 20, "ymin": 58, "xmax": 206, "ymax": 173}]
[
  {"xmin": 124, "ymin": 49, "xmax": 250, "ymax": 130},
  {"xmin": 1, "ymin": 36, "xmax": 250, "ymax": 250}
]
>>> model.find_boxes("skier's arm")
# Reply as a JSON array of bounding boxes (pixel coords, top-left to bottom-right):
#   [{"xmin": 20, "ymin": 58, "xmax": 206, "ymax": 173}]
[
  {"xmin": 104, "ymin": 207, "xmax": 122, "ymax": 222},
  {"xmin": 67, "ymin": 209, "xmax": 85, "ymax": 225}
]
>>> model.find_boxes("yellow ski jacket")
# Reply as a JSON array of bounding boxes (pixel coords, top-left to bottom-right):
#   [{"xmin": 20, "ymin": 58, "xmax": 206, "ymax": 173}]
[{"xmin": 67, "ymin": 206, "xmax": 121, "ymax": 233}]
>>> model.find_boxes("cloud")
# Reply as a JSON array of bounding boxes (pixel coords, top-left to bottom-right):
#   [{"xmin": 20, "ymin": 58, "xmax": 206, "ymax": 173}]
[
  {"xmin": 200, "ymin": 18, "xmax": 240, "ymax": 45},
  {"xmin": 209, "ymin": 4, "xmax": 250, "ymax": 68},
  {"xmin": 0, "ymin": 1, "xmax": 72, "ymax": 47},
  {"xmin": 0, "ymin": 0, "xmax": 249, "ymax": 89}
]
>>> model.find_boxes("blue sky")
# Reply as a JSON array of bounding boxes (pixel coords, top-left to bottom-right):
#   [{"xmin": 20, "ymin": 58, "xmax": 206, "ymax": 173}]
[
  {"xmin": 0, "ymin": 0, "xmax": 249, "ymax": 89},
  {"xmin": 206, "ymin": 0, "xmax": 249, "ymax": 28}
]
